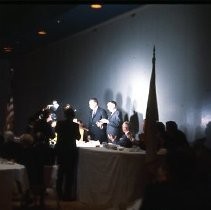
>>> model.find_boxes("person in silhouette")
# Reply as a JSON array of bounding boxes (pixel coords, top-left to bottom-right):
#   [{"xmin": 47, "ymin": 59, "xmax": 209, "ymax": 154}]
[
  {"xmin": 155, "ymin": 121, "xmax": 169, "ymax": 151},
  {"xmin": 33, "ymin": 109, "xmax": 55, "ymax": 145},
  {"xmin": 108, "ymin": 121, "xmax": 134, "ymax": 148},
  {"xmin": 140, "ymin": 147, "xmax": 197, "ymax": 210},
  {"xmin": 192, "ymin": 121, "xmax": 211, "ymax": 209},
  {"xmin": 165, "ymin": 121, "xmax": 189, "ymax": 152},
  {"xmin": 1, "ymin": 130, "xmax": 21, "ymax": 162},
  {"xmin": 55, "ymin": 105, "xmax": 80, "ymax": 201},
  {"xmin": 193, "ymin": 121, "xmax": 211, "ymax": 150}
]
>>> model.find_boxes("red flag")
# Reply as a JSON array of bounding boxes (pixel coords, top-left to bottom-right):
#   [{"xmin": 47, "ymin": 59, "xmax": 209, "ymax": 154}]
[
  {"xmin": 145, "ymin": 46, "xmax": 159, "ymax": 162},
  {"xmin": 5, "ymin": 69, "xmax": 14, "ymax": 131}
]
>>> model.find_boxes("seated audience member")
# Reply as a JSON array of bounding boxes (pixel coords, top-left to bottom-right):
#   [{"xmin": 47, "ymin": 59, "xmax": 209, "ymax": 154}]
[
  {"xmin": 138, "ymin": 121, "xmax": 169, "ymax": 152},
  {"xmin": 193, "ymin": 121, "xmax": 211, "ymax": 150},
  {"xmin": 1, "ymin": 130, "xmax": 21, "ymax": 161},
  {"xmin": 34, "ymin": 134, "xmax": 55, "ymax": 206},
  {"xmin": 155, "ymin": 121, "xmax": 169, "ymax": 151},
  {"xmin": 19, "ymin": 132, "xmax": 54, "ymax": 207},
  {"xmin": 192, "ymin": 121, "xmax": 211, "ymax": 201},
  {"xmin": 18, "ymin": 133, "xmax": 39, "ymax": 206},
  {"xmin": 108, "ymin": 121, "xmax": 134, "ymax": 148},
  {"xmin": 140, "ymin": 148, "xmax": 198, "ymax": 210},
  {"xmin": 18, "ymin": 133, "xmax": 36, "ymax": 184},
  {"xmin": 165, "ymin": 121, "xmax": 189, "ymax": 152}
]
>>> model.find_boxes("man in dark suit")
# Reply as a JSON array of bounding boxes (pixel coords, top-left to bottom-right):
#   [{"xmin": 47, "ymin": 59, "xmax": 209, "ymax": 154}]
[
  {"xmin": 100, "ymin": 100, "xmax": 123, "ymax": 140},
  {"xmin": 109, "ymin": 121, "xmax": 134, "ymax": 148},
  {"xmin": 88, "ymin": 98, "xmax": 108, "ymax": 144}
]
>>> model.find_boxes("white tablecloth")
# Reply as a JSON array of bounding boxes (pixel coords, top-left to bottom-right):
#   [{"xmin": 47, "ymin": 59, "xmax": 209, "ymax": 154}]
[
  {"xmin": 77, "ymin": 147, "xmax": 148, "ymax": 207},
  {"xmin": 0, "ymin": 160, "xmax": 29, "ymax": 210}
]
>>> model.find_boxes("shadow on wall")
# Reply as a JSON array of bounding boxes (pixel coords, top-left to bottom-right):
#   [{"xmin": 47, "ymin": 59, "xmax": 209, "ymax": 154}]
[
  {"xmin": 130, "ymin": 110, "xmax": 143, "ymax": 136},
  {"xmin": 104, "ymin": 89, "xmax": 113, "ymax": 106},
  {"xmin": 116, "ymin": 92, "xmax": 127, "ymax": 121},
  {"xmin": 103, "ymin": 89, "xmax": 144, "ymax": 136}
]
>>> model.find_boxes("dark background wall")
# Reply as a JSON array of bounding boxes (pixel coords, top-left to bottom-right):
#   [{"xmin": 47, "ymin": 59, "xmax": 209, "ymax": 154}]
[{"xmin": 1, "ymin": 4, "xmax": 211, "ymax": 142}]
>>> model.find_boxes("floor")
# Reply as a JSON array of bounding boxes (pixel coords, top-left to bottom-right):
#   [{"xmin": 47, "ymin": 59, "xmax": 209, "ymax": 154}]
[
  {"xmin": 13, "ymin": 188, "xmax": 88, "ymax": 210},
  {"xmin": 13, "ymin": 188, "xmax": 142, "ymax": 210}
]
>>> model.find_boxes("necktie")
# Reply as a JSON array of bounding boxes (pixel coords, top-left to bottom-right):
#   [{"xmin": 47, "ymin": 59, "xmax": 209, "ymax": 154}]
[{"xmin": 92, "ymin": 110, "xmax": 95, "ymax": 118}]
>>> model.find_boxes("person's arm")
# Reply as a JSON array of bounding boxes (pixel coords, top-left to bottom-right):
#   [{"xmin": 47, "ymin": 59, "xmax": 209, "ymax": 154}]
[
  {"xmin": 74, "ymin": 123, "xmax": 81, "ymax": 140},
  {"xmin": 117, "ymin": 135, "xmax": 133, "ymax": 148},
  {"xmin": 107, "ymin": 110, "xmax": 122, "ymax": 128},
  {"xmin": 101, "ymin": 108, "xmax": 108, "ymax": 119},
  {"xmin": 99, "ymin": 118, "xmax": 109, "ymax": 124},
  {"xmin": 108, "ymin": 134, "xmax": 118, "ymax": 143},
  {"xmin": 97, "ymin": 108, "xmax": 108, "ymax": 127}
]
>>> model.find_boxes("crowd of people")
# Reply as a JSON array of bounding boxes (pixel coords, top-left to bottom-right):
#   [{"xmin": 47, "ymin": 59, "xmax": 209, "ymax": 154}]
[
  {"xmin": 0, "ymin": 98, "xmax": 211, "ymax": 209},
  {"xmin": 0, "ymin": 101, "xmax": 80, "ymax": 206},
  {"xmin": 139, "ymin": 121, "xmax": 211, "ymax": 209}
]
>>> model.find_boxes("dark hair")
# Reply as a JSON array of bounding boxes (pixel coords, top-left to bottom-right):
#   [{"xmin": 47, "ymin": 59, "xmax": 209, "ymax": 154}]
[
  {"xmin": 42, "ymin": 109, "xmax": 51, "ymax": 119},
  {"xmin": 166, "ymin": 121, "xmax": 178, "ymax": 130},
  {"xmin": 155, "ymin": 121, "xmax": 165, "ymax": 132},
  {"xmin": 108, "ymin": 100, "xmax": 117, "ymax": 106},
  {"xmin": 89, "ymin": 97, "xmax": 98, "ymax": 104},
  {"xmin": 64, "ymin": 107, "xmax": 75, "ymax": 119}
]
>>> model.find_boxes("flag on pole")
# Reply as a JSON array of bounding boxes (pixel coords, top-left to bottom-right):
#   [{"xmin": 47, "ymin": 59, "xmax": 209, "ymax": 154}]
[
  {"xmin": 5, "ymin": 69, "xmax": 15, "ymax": 131},
  {"xmin": 145, "ymin": 46, "xmax": 159, "ymax": 162}
]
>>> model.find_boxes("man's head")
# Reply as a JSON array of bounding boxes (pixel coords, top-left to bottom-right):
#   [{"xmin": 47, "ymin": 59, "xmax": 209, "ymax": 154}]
[
  {"xmin": 166, "ymin": 121, "xmax": 178, "ymax": 132},
  {"xmin": 64, "ymin": 106, "xmax": 75, "ymax": 119},
  {"xmin": 52, "ymin": 100, "xmax": 59, "ymax": 111},
  {"xmin": 89, "ymin": 98, "xmax": 98, "ymax": 110},
  {"xmin": 122, "ymin": 121, "xmax": 130, "ymax": 133},
  {"xmin": 107, "ymin": 101, "xmax": 117, "ymax": 113}
]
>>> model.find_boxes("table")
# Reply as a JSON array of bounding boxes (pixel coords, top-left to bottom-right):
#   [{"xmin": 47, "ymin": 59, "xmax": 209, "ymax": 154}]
[
  {"xmin": 0, "ymin": 160, "xmax": 29, "ymax": 210},
  {"xmin": 77, "ymin": 146, "xmax": 149, "ymax": 208},
  {"xmin": 43, "ymin": 141, "xmax": 165, "ymax": 209}
]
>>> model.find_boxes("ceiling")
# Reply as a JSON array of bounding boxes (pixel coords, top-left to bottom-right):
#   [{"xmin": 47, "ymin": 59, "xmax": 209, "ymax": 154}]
[{"xmin": 0, "ymin": 3, "xmax": 141, "ymax": 59}]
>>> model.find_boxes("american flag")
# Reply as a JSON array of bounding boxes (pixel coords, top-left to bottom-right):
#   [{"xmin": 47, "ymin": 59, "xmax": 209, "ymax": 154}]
[{"xmin": 5, "ymin": 69, "xmax": 14, "ymax": 131}]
